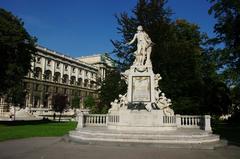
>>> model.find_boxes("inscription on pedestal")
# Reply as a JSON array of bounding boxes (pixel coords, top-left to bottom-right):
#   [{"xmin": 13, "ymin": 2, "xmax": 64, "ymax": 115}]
[{"xmin": 132, "ymin": 76, "xmax": 151, "ymax": 102}]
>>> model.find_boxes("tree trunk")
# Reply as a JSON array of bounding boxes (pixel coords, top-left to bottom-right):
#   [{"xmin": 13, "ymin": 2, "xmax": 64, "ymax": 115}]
[
  {"xmin": 14, "ymin": 106, "xmax": 16, "ymax": 121},
  {"xmin": 59, "ymin": 113, "xmax": 62, "ymax": 122}
]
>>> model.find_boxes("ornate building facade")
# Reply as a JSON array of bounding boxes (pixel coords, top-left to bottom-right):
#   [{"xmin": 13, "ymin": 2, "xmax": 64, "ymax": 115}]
[{"xmin": 0, "ymin": 45, "xmax": 114, "ymax": 116}]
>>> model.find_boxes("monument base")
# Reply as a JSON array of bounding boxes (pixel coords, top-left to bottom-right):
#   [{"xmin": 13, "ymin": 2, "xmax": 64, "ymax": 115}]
[
  {"xmin": 69, "ymin": 127, "xmax": 220, "ymax": 145},
  {"xmin": 108, "ymin": 109, "xmax": 177, "ymax": 131}
]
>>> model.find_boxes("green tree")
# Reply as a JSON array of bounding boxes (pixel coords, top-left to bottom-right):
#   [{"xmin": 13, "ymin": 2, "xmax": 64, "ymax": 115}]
[
  {"xmin": 52, "ymin": 94, "xmax": 68, "ymax": 122},
  {"xmin": 5, "ymin": 82, "xmax": 27, "ymax": 120},
  {"xmin": 98, "ymin": 69, "xmax": 127, "ymax": 113},
  {"xmin": 208, "ymin": 0, "xmax": 240, "ymax": 117},
  {"xmin": 5, "ymin": 83, "xmax": 26, "ymax": 108},
  {"xmin": 112, "ymin": 0, "xmax": 208, "ymax": 114},
  {"xmin": 229, "ymin": 85, "xmax": 240, "ymax": 121},
  {"xmin": 71, "ymin": 96, "xmax": 80, "ymax": 109},
  {"xmin": 83, "ymin": 96, "xmax": 96, "ymax": 113},
  {"xmin": 0, "ymin": 8, "xmax": 36, "ymax": 95},
  {"xmin": 208, "ymin": 0, "xmax": 240, "ymax": 86}
]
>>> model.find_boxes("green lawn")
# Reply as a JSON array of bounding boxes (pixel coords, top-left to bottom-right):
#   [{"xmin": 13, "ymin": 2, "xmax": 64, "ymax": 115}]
[
  {"xmin": 0, "ymin": 120, "xmax": 77, "ymax": 141},
  {"xmin": 212, "ymin": 121, "xmax": 240, "ymax": 146}
]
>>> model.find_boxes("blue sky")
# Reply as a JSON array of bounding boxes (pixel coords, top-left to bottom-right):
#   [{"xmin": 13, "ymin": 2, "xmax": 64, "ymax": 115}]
[{"xmin": 0, "ymin": 0, "xmax": 215, "ymax": 57}]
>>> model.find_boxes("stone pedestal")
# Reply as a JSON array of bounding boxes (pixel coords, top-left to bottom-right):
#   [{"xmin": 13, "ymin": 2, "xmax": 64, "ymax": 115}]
[
  {"xmin": 127, "ymin": 66, "xmax": 155, "ymax": 104},
  {"xmin": 108, "ymin": 109, "xmax": 176, "ymax": 131},
  {"xmin": 108, "ymin": 64, "xmax": 176, "ymax": 131}
]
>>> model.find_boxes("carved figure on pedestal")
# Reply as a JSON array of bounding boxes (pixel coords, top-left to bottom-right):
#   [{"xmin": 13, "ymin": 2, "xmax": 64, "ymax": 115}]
[
  {"xmin": 109, "ymin": 99, "xmax": 120, "ymax": 113},
  {"xmin": 119, "ymin": 94, "xmax": 128, "ymax": 107},
  {"xmin": 154, "ymin": 74, "xmax": 162, "ymax": 88},
  {"xmin": 155, "ymin": 93, "xmax": 174, "ymax": 116},
  {"xmin": 121, "ymin": 69, "xmax": 130, "ymax": 84},
  {"xmin": 127, "ymin": 26, "xmax": 153, "ymax": 66},
  {"xmin": 108, "ymin": 93, "xmax": 128, "ymax": 113}
]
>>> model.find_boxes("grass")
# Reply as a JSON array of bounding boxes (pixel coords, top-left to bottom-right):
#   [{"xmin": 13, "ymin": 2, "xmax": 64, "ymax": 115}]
[
  {"xmin": 0, "ymin": 120, "xmax": 77, "ymax": 142},
  {"xmin": 212, "ymin": 121, "xmax": 240, "ymax": 146}
]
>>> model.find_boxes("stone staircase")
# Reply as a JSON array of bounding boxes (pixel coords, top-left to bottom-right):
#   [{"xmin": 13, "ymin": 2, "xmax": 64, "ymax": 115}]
[{"xmin": 69, "ymin": 127, "xmax": 220, "ymax": 144}]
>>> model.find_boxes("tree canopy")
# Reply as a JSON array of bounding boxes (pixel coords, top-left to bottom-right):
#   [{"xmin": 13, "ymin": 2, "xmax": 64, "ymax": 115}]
[
  {"xmin": 52, "ymin": 94, "xmax": 68, "ymax": 121},
  {"xmin": 0, "ymin": 8, "xmax": 36, "ymax": 95},
  {"xmin": 208, "ymin": 0, "xmax": 240, "ymax": 86},
  {"xmin": 83, "ymin": 96, "xmax": 97, "ymax": 113},
  {"xmin": 98, "ymin": 69, "xmax": 127, "ymax": 113},
  {"xmin": 208, "ymin": 0, "xmax": 240, "ymax": 119},
  {"xmin": 109, "ymin": 0, "xmax": 231, "ymax": 115}
]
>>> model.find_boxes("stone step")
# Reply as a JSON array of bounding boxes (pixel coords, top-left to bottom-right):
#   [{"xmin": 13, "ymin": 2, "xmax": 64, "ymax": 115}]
[
  {"xmin": 71, "ymin": 133, "xmax": 219, "ymax": 142},
  {"xmin": 69, "ymin": 129, "xmax": 220, "ymax": 144},
  {"xmin": 73, "ymin": 130, "xmax": 211, "ymax": 138},
  {"xmin": 70, "ymin": 133, "xmax": 219, "ymax": 144}
]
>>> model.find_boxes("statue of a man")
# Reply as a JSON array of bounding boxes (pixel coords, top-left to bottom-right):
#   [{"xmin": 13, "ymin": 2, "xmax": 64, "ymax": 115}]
[{"xmin": 127, "ymin": 26, "xmax": 153, "ymax": 65}]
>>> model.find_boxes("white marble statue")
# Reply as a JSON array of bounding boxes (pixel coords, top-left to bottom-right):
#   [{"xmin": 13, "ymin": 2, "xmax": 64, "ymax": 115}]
[
  {"xmin": 108, "ymin": 26, "xmax": 174, "ymax": 116},
  {"xmin": 127, "ymin": 26, "xmax": 153, "ymax": 66},
  {"xmin": 121, "ymin": 69, "xmax": 130, "ymax": 84},
  {"xmin": 154, "ymin": 74, "xmax": 162, "ymax": 88},
  {"xmin": 119, "ymin": 94, "xmax": 128, "ymax": 107},
  {"xmin": 109, "ymin": 99, "xmax": 120, "ymax": 112}
]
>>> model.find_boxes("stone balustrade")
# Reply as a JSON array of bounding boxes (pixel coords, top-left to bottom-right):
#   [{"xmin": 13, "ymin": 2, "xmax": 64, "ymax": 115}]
[
  {"xmin": 175, "ymin": 114, "xmax": 212, "ymax": 131},
  {"xmin": 108, "ymin": 115, "xmax": 119, "ymax": 123},
  {"xmin": 163, "ymin": 116, "xmax": 176, "ymax": 126},
  {"xmin": 176, "ymin": 115, "xmax": 202, "ymax": 128},
  {"xmin": 77, "ymin": 113, "xmax": 212, "ymax": 131},
  {"xmin": 84, "ymin": 114, "xmax": 107, "ymax": 126}
]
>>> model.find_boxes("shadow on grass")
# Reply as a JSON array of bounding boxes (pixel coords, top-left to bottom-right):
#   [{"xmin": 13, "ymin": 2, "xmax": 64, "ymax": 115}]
[
  {"xmin": 213, "ymin": 122, "xmax": 240, "ymax": 147},
  {"xmin": 0, "ymin": 119, "xmax": 64, "ymax": 126}
]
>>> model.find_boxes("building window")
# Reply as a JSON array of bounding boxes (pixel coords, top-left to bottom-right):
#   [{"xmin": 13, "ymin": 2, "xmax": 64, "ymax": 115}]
[
  {"xmin": 47, "ymin": 59, "xmax": 51, "ymax": 65},
  {"xmin": 44, "ymin": 85, "xmax": 49, "ymax": 92},
  {"xmin": 65, "ymin": 65, "xmax": 68, "ymax": 71},
  {"xmin": 35, "ymin": 84, "xmax": 39, "ymax": 91},
  {"xmin": 56, "ymin": 62, "xmax": 60, "ymax": 68},
  {"xmin": 72, "ymin": 67, "xmax": 75, "ymax": 73},
  {"xmin": 36, "ymin": 57, "xmax": 41, "ymax": 63},
  {"xmin": 55, "ymin": 87, "xmax": 58, "ymax": 93},
  {"xmin": 79, "ymin": 69, "xmax": 82, "ymax": 75}
]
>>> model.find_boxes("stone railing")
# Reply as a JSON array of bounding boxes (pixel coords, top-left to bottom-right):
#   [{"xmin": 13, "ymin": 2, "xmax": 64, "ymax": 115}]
[
  {"xmin": 163, "ymin": 116, "xmax": 176, "ymax": 126},
  {"xmin": 175, "ymin": 114, "xmax": 211, "ymax": 131},
  {"xmin": 176, "ymin": 115, "xmax": 202, "ymax": 128},
  {"xmin": 77, "ymin": 113, "xmax": 212, "ymax": 131},
  {"xmin": 83, "ymin": 114, "xmax": 107, "ymax": 127},
  {"xmin": 108, "ymin": 115, "xmax": 120, "ymax": 123}
]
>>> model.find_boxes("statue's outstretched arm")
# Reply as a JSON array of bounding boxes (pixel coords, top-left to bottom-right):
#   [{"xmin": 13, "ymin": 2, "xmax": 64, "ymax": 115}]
[{"xmin": 128, "ymin": 34, "xmax": 137, "ymax": 45}]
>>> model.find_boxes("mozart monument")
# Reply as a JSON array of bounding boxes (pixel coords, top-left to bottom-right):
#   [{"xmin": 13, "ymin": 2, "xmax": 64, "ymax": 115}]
[
  {"xmin": 70, "ymin": 26, "xmax": 220, "ymax": 145},
  {"xmin": 107, "ymin": 25, "xmax": 175, "ymax": 131}
]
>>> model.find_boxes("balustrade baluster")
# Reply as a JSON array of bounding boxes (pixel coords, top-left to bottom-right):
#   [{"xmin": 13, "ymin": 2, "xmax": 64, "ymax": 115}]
[
  {"xmin": 96, "ymin": 116, "xmax": 99, "ymax": 124},
  {"xmin": 95, "ymin": 116, "xmax": 97, "ymax": 124},
  {"xmin": 88, "ymin": 116, "xmax": 91, "ymax": 124},
  {"xmin": 100, "ymin": 116, "xmax": 103, "ymax": 124}
]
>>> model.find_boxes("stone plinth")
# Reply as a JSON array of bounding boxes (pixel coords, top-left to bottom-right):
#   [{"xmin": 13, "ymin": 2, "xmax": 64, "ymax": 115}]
[
  {"xmin": 108, "ymin": 109, "xmax": 176, "ymax": 131},
  {"xmin": 69, "ymin": 127, "xmax": 220, "ymax": 145},
  {"xmin": 127, "ymin": 66, "xmax": 155, "ymax": 104}
]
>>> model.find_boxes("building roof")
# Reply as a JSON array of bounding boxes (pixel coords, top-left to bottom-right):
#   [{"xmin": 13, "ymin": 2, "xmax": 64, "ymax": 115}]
[{"xmin": 36, "ymin": 45, "xmax": 98, "ymax": 71}]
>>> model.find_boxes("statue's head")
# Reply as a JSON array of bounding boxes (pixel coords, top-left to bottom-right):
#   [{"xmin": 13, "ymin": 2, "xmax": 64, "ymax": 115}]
[{"xmin": 137, "ymin": 25, "xmax": 143, "ymax": 31}]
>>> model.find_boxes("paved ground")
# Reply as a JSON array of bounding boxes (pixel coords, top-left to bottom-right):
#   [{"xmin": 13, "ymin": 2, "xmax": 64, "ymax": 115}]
[{"xmin": 0, "ymin": 137, "xmax": 239, "ymax": 159}]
